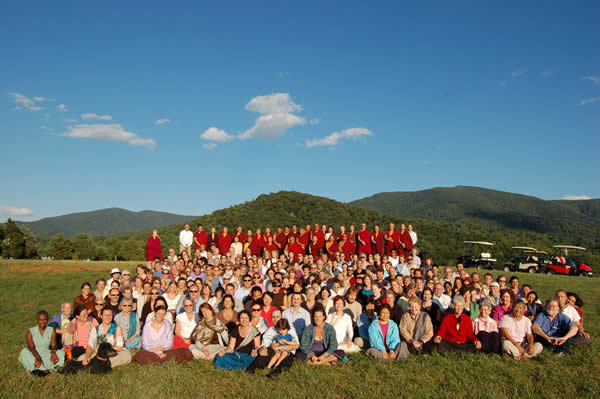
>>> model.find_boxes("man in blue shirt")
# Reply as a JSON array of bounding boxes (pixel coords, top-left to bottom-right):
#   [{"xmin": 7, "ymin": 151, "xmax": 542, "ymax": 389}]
[{"xmin": 532, "ymin": 299, "xmax": 578, "ymax": 355}]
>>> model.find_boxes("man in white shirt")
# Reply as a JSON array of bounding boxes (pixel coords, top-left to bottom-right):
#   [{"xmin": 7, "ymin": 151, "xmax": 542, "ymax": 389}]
[
  {"xmin": 408, "ymin": 224, "xmax": 417, "ymax": 245},
  {"xmin": 179, "ymin": 223, "xmax": 193, "ymax": 257},
  {"xmin": 282, "ymin": 293, "xmax": 311, "ymax": 338},
  {"xmin": 234, "ymin": 275, "xmax": 253, "ymax": 304},
  {"xmin": 556, "ymin": 289, "xmax": 589, "ymax": 345},
  {"xmin": 433, "ymin": 283, "xmax": 451, "ymax": 311}
]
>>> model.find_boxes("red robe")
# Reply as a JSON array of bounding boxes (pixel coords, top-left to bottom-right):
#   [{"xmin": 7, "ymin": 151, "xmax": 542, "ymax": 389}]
[
  {"xmin": 254, "ymin": 234, "xmax": 266, "ymax": 255},
  {"xmin": 313, "ymin": 230, "xmax": 325, "ymax": 250},
  {"xmin": 347, "ymin": 231, "xmax": 357, "ymax": 254},
  {"xmin": 325, "ymin": 241, "xmax": 339, "ymax": 260},
  {"xmin": 385, "ymin": 229, "xmax": 400, "ymax": 256},
  {"xmin": 308, "ymin": 242, "xmax": 321, "ymax": 257},
  {"xmin": 338, "ymin": 240, "xmax": 353, "ymax": 258},
  {"xmin": 264, "ymin": 232, "xmax": 273, "ymax": 243},
  {"xmin": 289, "ymin": 231, "xmax": 299, "ymax": 241},
  {"xmin": 288, "ymin": 242, "xmax": 304, "ymax": 261},
  {"xmin": 248, "ymin": 240, "xmax": 260, "ymax": 256},
  {"xmin": 398, "ymin": 230, "xmax": 414, "ymax": 257},
  {"xmin": 193, "ymin": 231, "xmax": 207, "ymax": 250},
  {"xmin": 207, "ymin": 233, "xmax": 218, "ymax": 250},
  {"xmin": 275, "ymin": 233, "xmax": 288, "ymax": 250},
  {"xmin": 218, "ymin": 233, "xmax": 232, "ymax": 255},
  {"xmin": 357, "ymin": 230, "xmax": 372, "ymax": 254},
  {"xmin": 234, "ymin": 231, "xmax": 248, "ymax": 244},
  {"xmin": 264, "ymin": 242, "xmax": 279, "ymax": 254},
  {"xmin": 145, "ymin": 236, "xmax": 163, "ymax": 261},
  {"xmin": 337, "ymin": 232, "xmax": 349, "ymax": 242},
  {"xmin": 371, "ymin": 231, "xmax": 384, "ymax": 256},
  {"xmin": 298, "ymin": 231, "xmax": 310, "ymax": 249}
]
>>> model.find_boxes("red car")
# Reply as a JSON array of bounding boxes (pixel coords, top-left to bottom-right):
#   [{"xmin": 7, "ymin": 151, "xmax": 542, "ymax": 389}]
[{"xmin": 545, "ymin": 245, "xmax": 593, "ymax": 277}]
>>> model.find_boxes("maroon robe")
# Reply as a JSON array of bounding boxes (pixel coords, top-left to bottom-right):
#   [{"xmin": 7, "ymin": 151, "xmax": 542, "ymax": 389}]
[
  {"xmin": 145, "ymin": 236, "xmax": 163, "ymax": 261},
  {"xmin": 357, "ymin": 229, "xmax": 372, "ymax": 254},
  {"xmin": 347, "ymin": 231, "xmax": 357, "ymax": 254},
  {"xmin": 254, "ymin": 234, "xmax": 266, "ymax": 255},
  {"xmin": 264, "ymin": 242, "xmax": 279, "ymax": 254},
  {"xmin": 325, "ymin": 241, "xmax": 339, "ymax": 260},
  {"xmin": 218, "ymin": 233, "xmax": 233, "ymax": 255},
  {"xmin": 338, "ymin": 240, "xmax": 353, "ymax": 258},
  {"xmin": 385, "ymin": 229, "xmax": 399, "ymax": 256},
  {"xmin": 207, "ymin": 233, "xmax": 218, "ymax": 251},
  {"xmin": 288, "ymin": 242, "xmax": 304, "ymax": 261},
  {"xmin": 234, "ymin": 231, "xmax": 248, "ymax": 244},
  {"xmin": 371, "ymin": 231, "xmax": 384, "ymax": 256},
  {"xmin": 275, "ymin": 233, "xmax": 288, "ymax": 251},
  {"xmin": 308, "ymin": 242, "xmax": 321, "ymax": 257},
  {"xmin": 398, "ymin": 230, "xmax": 414, "ymax": 257},
  {"xmin": 193, "ymin": 231, "xmax": 207, "ymax": 250}
]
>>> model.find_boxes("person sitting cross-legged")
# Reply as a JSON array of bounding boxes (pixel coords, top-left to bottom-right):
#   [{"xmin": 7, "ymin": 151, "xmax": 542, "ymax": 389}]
[
  {"xmin": 427, "ymin": 295, "xmax": 482, "ymax": 353},
  {"xmin": 500, "ymin": 301, "xmax": 543, "ymax": 360},
  {"xmin": 532, "ymin": 299, "xmax": 578, "ymax": 356}
]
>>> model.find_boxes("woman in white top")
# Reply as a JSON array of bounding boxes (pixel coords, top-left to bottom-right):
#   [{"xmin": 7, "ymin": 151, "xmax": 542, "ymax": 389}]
[
  {"xmin": 145, "ymin": 297, "xmax": 173, "ymax": 325},
  {"xmin": 318, "ymin": 286, "xmax": 334, "ymax": 315},
  {"xmin": 164, "ymin": 282, "xmax": 182, "ymax": 312},
  {"xmin": 326, "ymin": 295, "xmax": 360, "ymax": 353},
  {"xmin": 132, "ymin": 277, "xmax": 144, "ymax": 300},
  {"xmin": 230, "ymin": 236, "xmax": 243, "ymax": 258},
  {"xmin": 173, "ymin": 298, "xmax": 197, "ymax": 348}
]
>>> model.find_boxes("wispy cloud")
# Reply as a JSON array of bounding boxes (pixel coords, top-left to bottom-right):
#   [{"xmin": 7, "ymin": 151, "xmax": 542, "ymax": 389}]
[
  {"xmin": 306, "ymin": 127, "xmax": 372, "ymax": 148},
  {"xmin": 0, "ymin": 205, "xmax": 34, "ymax": 216},
  {"xmin": 201, "ymin": 127, "xmax": 233, "ymax": 142},
  {"xmin": 541, "ymin": 71, "xmax": 552, "ymax": 77},
  {"xmin": 64, "ymin": 118, "xmax": 77, "ymax": 123},
  {"xmin": 511, "ymin": 71, "xmax": 524, "ymax": 78},
  {"xmin": 561, "ymin": 195, "xmax": 592, "ymax": 200},
  {"xmin": 63, "ymin": 124, "xmax": 156, "ymax": 150},
  {"xmin": 202, "ymin": 143, "xmax": 217, "ymax": 150},
  {"xmin": 81, "ymin": 113, "xmax": 112, "ymax": 120},
  {"xmin": 239, "ymin": 93, "xmax": 306, "ymax": 140},
  {"xmin": 577, "ymin": 96, "xmax": 600, "ymax": 106},
  {"xmin": 583, "ymin": 75, "xmax": 600, "ymax": 85},
  {"xmin": 500, "ymin": 81, "xmax": 506, "ymax": 87},
  {"xmin": 57, "ymin": 104, "xmax": 69, "ymax": 112},
  {"xmin": 8, "ymin": 92, "xmax": 45, "ymax": 111},
  {"xmin": 154, "ymin": 118, "xmax": 169, "ymax": 125},
  {"xmin": 309, "ymin": 118, "xmax": 320, "ymax": 125}
]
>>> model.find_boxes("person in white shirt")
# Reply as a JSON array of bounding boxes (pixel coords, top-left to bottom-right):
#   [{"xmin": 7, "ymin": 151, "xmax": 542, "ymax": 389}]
[
  {"xmin": 179, "ymin": 224, "xmax": 193, "ymax": 257},
  {"xmin": 556, "ymin": 289, "xmax": 589, "ymax": 345},
  {"xmin": 282, "ymin": 293, "xmax": 311, "ymax": 338},
  {"xmin": 408, "ymin": 224, "xmax": 417, "ymax": 245},
  {"xmin": 432, "ymin": 283, "xmax": 451, "ymax": 312},
  {"xmin": 326, "ymin": 296, "xmax": 360, "ymax": 353}
]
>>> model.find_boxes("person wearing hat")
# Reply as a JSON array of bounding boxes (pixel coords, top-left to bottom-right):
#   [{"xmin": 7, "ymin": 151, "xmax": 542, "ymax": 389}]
[
  {"xmin": 483, "ymin": 282, "xmax": 501, "ymax": 306},
  {"xmin": 427, "ymin": 295, "xmax": 482, "ymax": 353},
  {"xmin": 107, "ymin": 268, "xmax": 121, "ymax": 287}
]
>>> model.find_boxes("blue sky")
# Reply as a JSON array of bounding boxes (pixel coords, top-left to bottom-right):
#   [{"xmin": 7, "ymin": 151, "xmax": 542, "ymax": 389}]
[{"xmin": 1, "ymin": 1, "xmax": 599, "ymax": 221}]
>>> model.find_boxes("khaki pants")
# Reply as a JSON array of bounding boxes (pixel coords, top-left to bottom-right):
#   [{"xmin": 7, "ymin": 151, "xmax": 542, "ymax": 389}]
[
  {"xmin": 180, "ymin": 245, "xmax": 191, "ymax": 257},
  {"xmin": 502, "ymin": 340, "xmax": 543, "ymax": 358},
  {"xmin": 77, "ymin": 349, "xmax": 132, "ymax": 368}
]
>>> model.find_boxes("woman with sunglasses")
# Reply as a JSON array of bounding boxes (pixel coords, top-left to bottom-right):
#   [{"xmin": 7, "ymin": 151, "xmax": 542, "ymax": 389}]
[
  {"xmin": 89, "ymin": 298, "xmax": 104, "ymax": 325},
  {"xmin": 173, "ymin": 298, "xmax": 197, "ymax": 349},
  {"xmin": 115, "ymin": 297, "xmax": 141, "ymax": 350},
  {"xmin": 140, "ymin": 289, "xmax": 165, "ymax": 328}
]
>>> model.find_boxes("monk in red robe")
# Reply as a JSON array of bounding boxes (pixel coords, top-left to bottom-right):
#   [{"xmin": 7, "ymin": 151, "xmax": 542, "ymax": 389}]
[
  {"xmin": 234, "ymin": 226, "xmax": 247, "ymax": 244},
  {"xmin": 347, "ymin": 224, "xmax": 357, "ymax": 255},
  {"xmin": 287, "ymin": 236, "xmax": 304, "ymax": 261},
  {"xmin": 371, "ymin": 225, "xmax": 384, "ymax": 256},
  {"xmin": 253, "ymin": 229, "xmax": 266, "ymax": 256},
  {"xmin": 145, "ymin": 229, "xmax": 163, "ymax": 261},
  {"xmin": 264, "ymin": 235, "xmax": 279, "ymax": 255},
  {"xmin": 385, "ymin": 223, "xmax": 399, "ymax": 256},
  {"xmin": 397, "ymin": 223, "xmax": 414, "ymax": 257},
  {"xmin": 312, "ymin": 223, "xmax": 325, "ymax": 251},
  {"xmin": 218, "ymin": 227, "xmax": 233, "ymax": 255},
  {"xmin": 275, "ymin": 226, "xmax": 287, "ymax": 253},
  {"xmin": 337, "ymin": 225, "xmax": 349, "ymax": 242},
  {"xmin": 338, "ymin": 236, "xmax": 353, "ymax": 259},
  {"xmin": 207, "ymin": 227, "xmax": 218, "ymax": 252},
  {"xmin": 298, "ymin": 228, "xmax": 310, "ymax": 253},
  {"xmin": 325, "ymin": 235, "xmax": 339, "ymax": 261},
  {"xmin": 357, "ymin": 223, "xmax": 372, "ymax": 254},
  {"xmin": 263, "ymin": 227, "xmax": 273, "ymax": 243},
  {"xmin": 308, "ymin": 235, "xmax": 320, "ymax": 258},
  {"xmin": 193, "ymin": 225, "xmax": 207, "ymax": 251},
  {"xmin": 289, "ymin": 225, "xmax": 299, "ymax": 241}
]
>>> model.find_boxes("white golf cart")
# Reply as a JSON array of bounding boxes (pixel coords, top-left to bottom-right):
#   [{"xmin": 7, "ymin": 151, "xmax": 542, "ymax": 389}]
[{"xmin": 458, "ymin": 241, "xmax": 497, "ymax": 270}]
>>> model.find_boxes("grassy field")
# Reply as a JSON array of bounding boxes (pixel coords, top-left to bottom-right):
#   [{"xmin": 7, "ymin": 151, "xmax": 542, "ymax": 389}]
[{"xmin": 1, "ymin": 259, "xmax": 599, "ymax": 399}]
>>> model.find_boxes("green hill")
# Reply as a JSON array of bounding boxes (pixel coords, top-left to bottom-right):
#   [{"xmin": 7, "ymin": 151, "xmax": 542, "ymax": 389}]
[
  {"xmin": 93, "ymin": 191, "xmax": 598, "ymax": 267},
  {"xmin": 349, "ymin": 186, "xmax": 600, "ymax": 243},
  {"xmin": 17, "ymin": 208, "xmax": 196, "ymax": 237}
]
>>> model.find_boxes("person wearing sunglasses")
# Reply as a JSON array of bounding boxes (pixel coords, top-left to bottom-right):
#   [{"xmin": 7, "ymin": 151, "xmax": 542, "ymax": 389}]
[
  {"xmin": 104, "ymin": 288, "xmax": 122, "ymax": 315},
  {"xmin": 140, "ymin": 289, "xmax": 165, "ymax": 328},
  {"xmin": 115, "ymin": 297, "xmax": 141, "ymax": 350},
  {"xmin": 174, "ymin": 283, "xmax": 203, "ymax": 315}
]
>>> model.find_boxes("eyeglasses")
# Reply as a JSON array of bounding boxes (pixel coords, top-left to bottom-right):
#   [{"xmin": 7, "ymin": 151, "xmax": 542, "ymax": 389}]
[
  {"xmin": 252, "ymin": 308, "xmax": 261, "ymax": 311},
  {"xmin": 110, "ymin": 294, "xmax": 120, "ymax": 297},
  {"xmin": 189, "ymin": 290, "xmax": 199, "ymax": 293},
  {"xmin": 122, "ymin": 305, "xmax": 131, "ymax": 308},
  {"xmin": 95, "ymin": 303, "xmax": 104, "ymax": 306},
  {"xmin": 243, "ymin": 279, "xmax": 251, "ymax": 282},
  {"xmin": 184, "ymin": 304, "xmax": 194, "ymax": 307},
  {"xmin": 151, "ymin": 292, "xmax": 160, "ymax": 295}
]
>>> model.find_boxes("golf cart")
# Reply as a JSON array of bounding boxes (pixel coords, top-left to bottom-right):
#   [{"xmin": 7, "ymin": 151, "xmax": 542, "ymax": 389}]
[
  {"xmin": 503, "ymin": 247, "xmax": 551, "ymax": 274},
  {"xmin": 545, "ymin": 245, "xmax": 593, "ymax": 277},
  {"xmin": 458, "ymin": 241, "xmax": 497, "ymax": 270}
]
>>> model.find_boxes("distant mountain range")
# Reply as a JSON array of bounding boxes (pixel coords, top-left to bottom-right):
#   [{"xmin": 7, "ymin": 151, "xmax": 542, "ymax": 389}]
[
  {"xmin": 350, "ymin": 186, "xmax": 600, "ymax": 241},
  {"xmin": 17, "ymin": 208, "xmax": 195, "ymax": 237}
]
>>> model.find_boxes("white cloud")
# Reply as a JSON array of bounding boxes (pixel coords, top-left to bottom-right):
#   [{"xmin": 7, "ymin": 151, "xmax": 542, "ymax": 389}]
[
  {"xmin": 500, "ymin": 81, "xmax": 506, "ymax": 87},
  {"xmin": 577, "ymin": 97, "xmax": 600, "ymax": 106},
  {"xmin": 0, "ymin": 205, "xmax": 34, "ymax": 216},
  {"xmin": 154, "ymin": 118, "xmax": 169, "ymax": 125},
  {"xmin": 81, "ymin": 113, "xmax": 112, "ymax": 120},
  {"xmin": 305, "ymin": 127, "xmax": 373, "ymax": 148},
  {"xmin": 8, "ymin": 92, "xmax": 44, "ymax": 111},
  {"xmin": 561, "ymin": 195, "xmax": 592, "ymax": 200},
  {"xmin": 64, "ymin": 118, "xmax": 77, "ymax": 123},
  {"xmin": 239, "ymin": 93, "xmax": 306, "ymax": 140},
  {"xmin": 511, "ymin": 71, "xmax": 523, "ymax": 78},
  {"xmin": 201, "ymin": 127, "xmax": 233, "ymax": 142},
  {"xmin": 41, "ymin": 125, "xmax": 48, "ymax": 129},
  {"xmin": 202, "ymin": 143, "xmax": 217, "ymax": 150},
  {"xmin": 583, "ymin": 75, "xmax": 600, "ymax": 85},
  {"xmin": 57, "ymin": 103, "xmax": 69, "ymax": 112},
  {"xmin": 63, "ymin": 124, "xmax": 156, "ymax": 150},
  {"xmin": 309, "ymin": 118, "xmax": 320, "ymax": 125}
]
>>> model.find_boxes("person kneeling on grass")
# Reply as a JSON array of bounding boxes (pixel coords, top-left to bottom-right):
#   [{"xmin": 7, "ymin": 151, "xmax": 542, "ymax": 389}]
[
  {"xmin": 427, "ymin": 295, "xmax": 482, "ymax": 353},
  {"xmin": 366, "ymin": 304, "xmax": 401, "ymax": 360},
  {"xmin": 19, "ymin": 311, "xmax": 65, "ymax": 376},
  {"xmin": 266, "ymin": 318, "xmax": 298, "ymax": 373},
  {"xmin": 499, "ymin": 301, "xmax": 542, "ymax": 360},
  {"xmin": 531, "ymin": 299, "xmax": 578, "ymax": 356}
]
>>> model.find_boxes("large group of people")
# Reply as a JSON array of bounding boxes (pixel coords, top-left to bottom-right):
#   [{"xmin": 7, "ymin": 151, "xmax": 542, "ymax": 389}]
[{"xmin": 20, "ymin": 222, "xmax": 591, "ymax": 377}]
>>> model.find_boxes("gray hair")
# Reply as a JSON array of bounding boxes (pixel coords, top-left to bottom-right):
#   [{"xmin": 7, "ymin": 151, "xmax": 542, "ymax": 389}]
[
  {"xmin": 478, "ymin": 300, "xmax": 492, "ymax": 311},
  {"xmin": 119, "ymin": 297, "xmax": 133, "ymax": 310}
]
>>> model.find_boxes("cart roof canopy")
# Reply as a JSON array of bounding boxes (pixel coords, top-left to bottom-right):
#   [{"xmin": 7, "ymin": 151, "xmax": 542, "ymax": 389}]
[
  {"xmin": 512, "ymin": 246, "xmax": 537, "ymax": 251},
  {"xmin": 523, "ymin": 250, "xmax": 549, "ymax": 255},
  {"xmin": 463, "ymin": 241, "xmax": 495, "ymax": 246},
  {"xmin": 553, "ymin": 245, "xmax": 586, "ymax": 251}
]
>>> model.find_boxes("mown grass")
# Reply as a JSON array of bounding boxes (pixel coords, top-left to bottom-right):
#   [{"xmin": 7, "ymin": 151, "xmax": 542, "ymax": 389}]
[{"xmin": 1, "ymin": 260, "xmax": 599, "ymax": 399}]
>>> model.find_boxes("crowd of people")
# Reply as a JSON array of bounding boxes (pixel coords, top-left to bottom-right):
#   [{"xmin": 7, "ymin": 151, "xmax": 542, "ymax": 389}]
[{"xmin": 20, "ymin": 222, "xmax": 591, "ymax": 377}]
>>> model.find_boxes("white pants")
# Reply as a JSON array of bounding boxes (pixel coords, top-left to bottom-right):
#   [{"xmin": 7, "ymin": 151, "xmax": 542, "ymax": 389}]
[{"xmin": 502, "ymin": 340, "xmax": 543, "ymax": 358}]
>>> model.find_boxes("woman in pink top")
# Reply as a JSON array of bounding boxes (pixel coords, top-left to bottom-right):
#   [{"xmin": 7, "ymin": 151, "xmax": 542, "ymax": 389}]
[
  {"xmin": 492, "ymin": 289, "xmax": 514, "ymax": 321},
  {"xmin": 472, "ymin": 301, "xmax": 500, "ymax": 354}
]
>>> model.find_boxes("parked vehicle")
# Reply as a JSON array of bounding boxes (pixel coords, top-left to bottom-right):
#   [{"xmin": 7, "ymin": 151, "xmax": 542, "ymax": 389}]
[
  {"xmin": 503, "ymin": 247, "xmax": 551, "ymax": 274},
  {"xmin": 458, "ymin": 241, "xmax": 497, "ymax": 270},
  {"xmin": 545, "ymin": 245, "xmax": 593, "ymax": 277}
]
